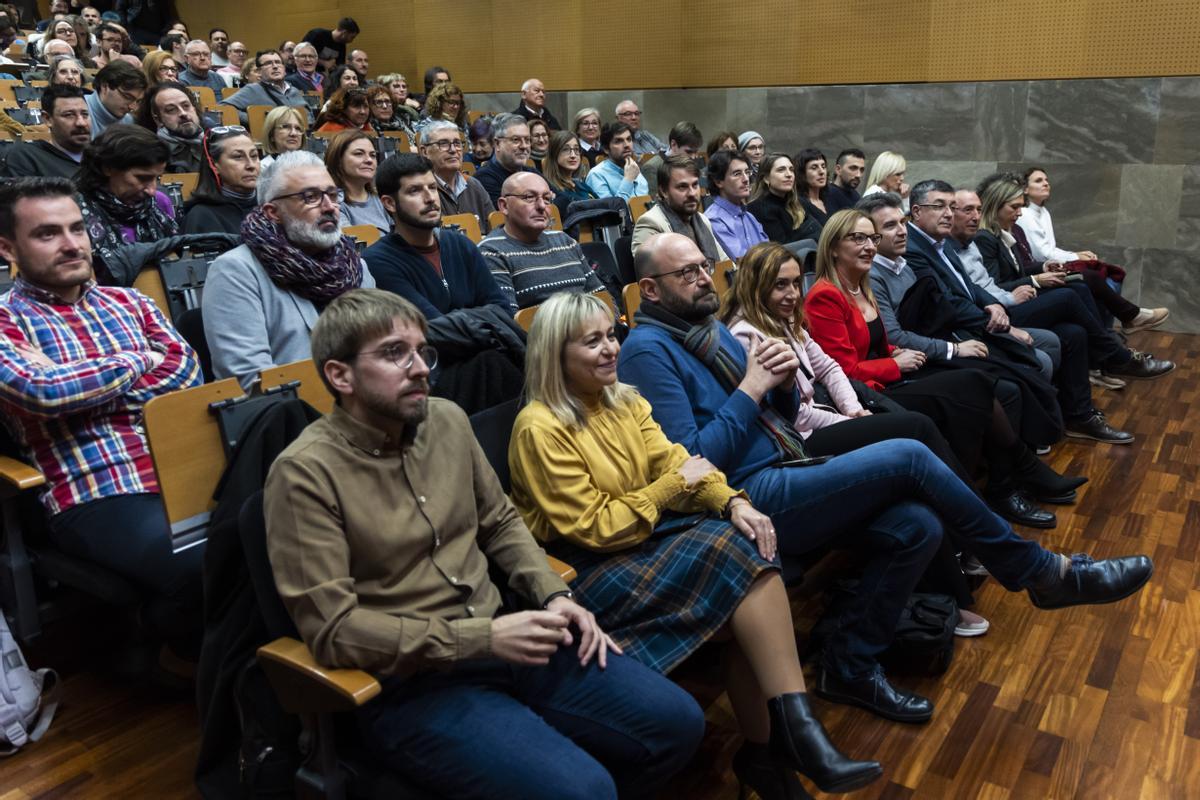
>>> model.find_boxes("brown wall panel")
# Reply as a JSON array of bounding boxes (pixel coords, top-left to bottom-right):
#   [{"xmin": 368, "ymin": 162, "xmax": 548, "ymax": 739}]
[{"xmin": 174, "ymin": 0, "xmax": 1200, "ymax": 90}]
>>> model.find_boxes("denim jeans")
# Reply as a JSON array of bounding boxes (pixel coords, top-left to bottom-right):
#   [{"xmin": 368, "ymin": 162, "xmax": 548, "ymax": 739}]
[
  {"xmin": 356, "ymin": 641, "xmax": 705, "ymax": 800},
  {"xmin": 742, "ymin": 439, "xmax": 1056, "ymax": 678}
]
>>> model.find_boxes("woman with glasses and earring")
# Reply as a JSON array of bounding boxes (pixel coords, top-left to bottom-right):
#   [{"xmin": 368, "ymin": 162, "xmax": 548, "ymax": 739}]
[
  {"xmin": 571, "ymin": 107, "xmax": 604, "ymax": 168},
  {"xmin": 142, "ymin": 50, "xmax": 179, "ymax": 88},
  {"xmin": 417, "ymin": 82, "xmax": 469, "ymax": 137},
  {"xmin": 541, "ymin": 130, "xmax": 596, "ymax": 220},
  {"xmin": 803, "ymin": 211, "xmax": 1085, "ymax": 530},
  {"xmin": 182, "ymin": 125, "xmax": 261, "ymax": 235},
  {"xmin": 315, "ymin": 87, "xmax": 373, "ymax": 134},
  {"xmin": 325, "ymin": 129, "xmax": 392, "ymax": 234},
  {"xmin": 366, "ymin": 84, "xmax": 412, "ymax": 136}
]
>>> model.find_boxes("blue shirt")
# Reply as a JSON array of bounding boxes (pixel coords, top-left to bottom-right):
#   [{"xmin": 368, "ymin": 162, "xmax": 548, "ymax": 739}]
[
  {"xmin": 617, "ymin": 318, "xmax": 799, "ymax": 488},
  {"xmin": 704, "ymin": 197, "xmax": 768, "ymax": 260},
  {"xmin": 583, "ymin": 158, "xmax": 649, "ymax": 201}
]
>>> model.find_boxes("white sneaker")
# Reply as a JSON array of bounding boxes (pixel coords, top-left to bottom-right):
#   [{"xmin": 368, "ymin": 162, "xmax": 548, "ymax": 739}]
[
  {"xmin": 1122, "ymin": 307, "xmax": 1169, "ymax": 334},
  {"xmin": 1089, "ymin": 369, "xmax": 1126, "ymax": 390},
  {"xmin": 955, "ymin": 609, "xmax": 990, "ymax": 637}
]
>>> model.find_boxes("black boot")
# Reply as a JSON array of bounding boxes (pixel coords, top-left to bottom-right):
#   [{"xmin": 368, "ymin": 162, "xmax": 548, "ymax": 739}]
[
  {"xmin": 767, "ymin": 693, "xmax": 883, "ymax": 794},
  {"xmin": 1014, "ymin": 446, "xmax": 1088, "ymax": 503},
  {"xmin": 732, "ymin": 741, "xmax": 813, "ymax": 800}
]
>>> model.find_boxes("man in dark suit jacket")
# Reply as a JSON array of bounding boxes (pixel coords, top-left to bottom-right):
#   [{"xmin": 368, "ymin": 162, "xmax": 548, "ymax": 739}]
[{"xmin": 511, "ymin": 78, "xmax": 561, "ymax": 131}]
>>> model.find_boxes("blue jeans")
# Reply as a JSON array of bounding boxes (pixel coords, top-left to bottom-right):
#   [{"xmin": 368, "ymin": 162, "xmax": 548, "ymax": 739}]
[
  {"xmin": 356, "ymin": 642, "xmax": 705, "ymax": 800},
  {"xmin": 742, "ymin": 439, "xmax": 1057, "ymax": 678}
]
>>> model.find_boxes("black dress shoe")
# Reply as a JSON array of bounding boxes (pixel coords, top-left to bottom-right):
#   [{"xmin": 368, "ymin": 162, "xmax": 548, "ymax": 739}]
[
  {"xmin": 1104, "ymin": 352, "xmax": 1175, "ymax": 380},
  {"xmin": 1027, "ymin": 554, "xmax": 1154, "ymax": 610},
  {"xmin": 1034, "ymin": 489, "xmax": 1077, "ymax": 505},
  {"xmin": 989, "ymin": 490, "xmax": 1057, "ymax": 529},
  {"xmin": 732, "ymin": 742, "xmax": 814, "ymax": 800},
  {"xmin": 815, "ymin": 667, "xmax": 933, "ymax": 724},
  {"xmin": 765, "ymin": 693, "xmax": 882, "ymax": 793},
  {"xmin": 1064, "ymin": 411, "xmax": 1134, "ymax": 445}
]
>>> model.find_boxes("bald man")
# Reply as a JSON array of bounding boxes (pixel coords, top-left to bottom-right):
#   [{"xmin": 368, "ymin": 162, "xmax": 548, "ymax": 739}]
[
  {"xmin": 478, "ymin": 172, "xmax": 604, "ymax": 314},
  {"xmin": 512, "ymin": 77, "xmax": 561, "ymax": 130}
]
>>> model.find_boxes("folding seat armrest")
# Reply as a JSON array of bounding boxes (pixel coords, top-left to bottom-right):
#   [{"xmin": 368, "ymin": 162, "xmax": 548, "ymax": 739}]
[
  {"xmin": 546, "ymin": 555, "xmax": 576, "ymax": 583},
  {"xmin": 257, "ymin": 637, "xmax": 381, "ymax": 714},
  {"xmin": 0, "ymin": 456, "xmax": 44, "ymax": 495}
]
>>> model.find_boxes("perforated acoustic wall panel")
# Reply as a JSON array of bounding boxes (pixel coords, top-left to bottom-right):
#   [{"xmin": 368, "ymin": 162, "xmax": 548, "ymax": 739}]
[{"xmin": 175, "ymin": 0, "xmax": 1200, "ymax": 90}]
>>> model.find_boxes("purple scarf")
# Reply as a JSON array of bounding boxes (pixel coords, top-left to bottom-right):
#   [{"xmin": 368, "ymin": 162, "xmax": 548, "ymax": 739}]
[{"xmin": 241, "ymin": 206, "xmax": 364, "ymax": 305}]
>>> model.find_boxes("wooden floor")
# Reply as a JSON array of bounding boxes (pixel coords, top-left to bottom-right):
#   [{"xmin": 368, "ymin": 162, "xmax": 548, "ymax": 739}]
[{"xmin": 1, "ymin": 329, "xmax": 1196, "ymax": 800}]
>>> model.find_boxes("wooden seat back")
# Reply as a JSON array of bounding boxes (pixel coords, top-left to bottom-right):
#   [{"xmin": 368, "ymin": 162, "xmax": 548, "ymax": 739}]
[
  {"xmin": 159, "ymin": 172, "xmax": 199, "ymax": 202},
  {"xmin": 259, "ymin": 360, "xmax": 334, "ymax": 416},
  {"xmin": 442, "ymin": 213, "xmax": 482, "ymax": 243},
  {"xmin": 343, "ymin": 225, "xmax": 381, "ymax": 246},
  {"xmin": 622, "ymin": 283, "xmax": 642, "ymax": 326},
  {"xmin": 628, "ymin": 195, "xmax": 654, "ymax": 222}
]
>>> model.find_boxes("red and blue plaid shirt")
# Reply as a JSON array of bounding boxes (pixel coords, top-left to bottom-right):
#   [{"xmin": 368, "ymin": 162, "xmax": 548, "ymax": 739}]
[{"xmin": 0, "ymin": 278, "xmax": 202, "ymax": 515}]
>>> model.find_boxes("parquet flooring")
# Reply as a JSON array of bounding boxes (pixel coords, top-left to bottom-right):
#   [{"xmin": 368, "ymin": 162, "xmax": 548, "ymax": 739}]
[{"xmin": 0, "ymin": 330, "xmax": 1195, "ymax": 800}]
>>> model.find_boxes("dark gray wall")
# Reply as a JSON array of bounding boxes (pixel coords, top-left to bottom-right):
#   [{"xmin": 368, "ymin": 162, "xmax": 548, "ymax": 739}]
[{"xmin": 470, "ymin": 76, "xmax": 1200, "ymax": 332}]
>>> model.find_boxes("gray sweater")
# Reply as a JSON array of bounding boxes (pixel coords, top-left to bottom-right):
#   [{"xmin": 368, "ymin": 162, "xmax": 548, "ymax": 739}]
[
  {"xmin": 220, "ymin": 81, "xmax": 309, "ymax": 126},
  {"xmin": 202, "ymin": 243, "xmax": 375, "ymax": 389},
  {"xmin": 478, "ymin": 228, "xmax": 604, "ymax": 314},
  {"xmin": 869, "ymin": 255, "xmax": 954, "ymax": 361}
]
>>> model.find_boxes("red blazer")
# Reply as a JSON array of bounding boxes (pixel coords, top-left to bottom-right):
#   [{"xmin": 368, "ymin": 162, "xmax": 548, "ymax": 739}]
[{"xmin": 803, "ymin": 278, "xmax": 901, "ymax": 391}]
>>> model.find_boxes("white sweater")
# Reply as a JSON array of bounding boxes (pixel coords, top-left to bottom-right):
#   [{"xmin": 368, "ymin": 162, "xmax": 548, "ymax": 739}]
[{"xmin": 1016, "ymin": 203, "xmax": 1077, "ymax": 263}]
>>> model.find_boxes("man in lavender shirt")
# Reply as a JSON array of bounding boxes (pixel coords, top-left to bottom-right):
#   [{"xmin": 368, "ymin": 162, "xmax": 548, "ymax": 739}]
[{"xmin": 703, "ymin": 149, "xmax": 766, "ymax": 260}]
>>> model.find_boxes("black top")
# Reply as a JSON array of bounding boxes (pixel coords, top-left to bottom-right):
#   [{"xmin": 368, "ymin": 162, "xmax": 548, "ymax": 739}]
[
  {"xmin": 799, "ymin": 196, "xmax": 830, "ymax": 229},
  {"xmin": 825, "ymin": 182, "xmax": 861, "ymax": 214},
  {"xmin": 746, "ymin": 191, "xmax": 823, "ymax": 245},
  {"xmin": 866, "ymin": 315, "xmax": 887, "ymax": 360},
  {"xmin": 512, "ymin": 103, "xmax": 562, "ymax": 131},
  {"xmin": 0, "ymin": 140, "xmax": 81, "ymax": 180},
  {"xmin": 182, "ymin": 194, "xmax": 256, "ymax": 235},
  {"xmin": 301, "ymin": 27, "xmax": 345, "ymax": 65}
]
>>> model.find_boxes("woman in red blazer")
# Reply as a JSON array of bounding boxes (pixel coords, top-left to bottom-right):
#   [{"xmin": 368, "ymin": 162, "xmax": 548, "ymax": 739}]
[{"xmin": 803, "ymin": 210, "xmax": 1086, "ymax": 523}]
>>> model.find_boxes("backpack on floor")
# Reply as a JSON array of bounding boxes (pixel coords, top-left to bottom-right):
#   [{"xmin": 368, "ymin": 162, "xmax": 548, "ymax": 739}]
[
  {"xmin": 808, "ymin": 581, "xmax": 958, "ymax": 676},
  {"xmin": 0, "ymin": 612, "xmax": 60, "ymax": 755}
]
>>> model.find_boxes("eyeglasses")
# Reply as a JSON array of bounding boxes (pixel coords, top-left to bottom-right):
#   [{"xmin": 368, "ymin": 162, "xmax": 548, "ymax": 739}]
[
  {"xmin": 116, "ymin": 88, "xmax": 144, "ymax": 104},
  {"xmin": 206, "ymin": 125, "xmax": 247, "ymax": 138},
  {"xmin": 503, "ymin": 192, "xmax": 555, "ymax": 205},
  {"xmin": 443, "ymin": 99, "xmax": 463, "ymax": 107},
  {"xmin": 499, "ymin": 135, "xmax": 531, "ymax": 146},
  {"xmin": 160, "ymin": 64, "xmax": 179, "ymax": 73},
  {"xmin": 647, "ymin": 261, "xmax": 714, "ymax": 283},
  {"xmin": 258, "ymin": 59, "xmax": 284, "ymax": 69},
  {"xmin": 912, "ymin": 202, "xmax": 957, "ymax": 213},
  {"xmin": 357, "ymin": 343, "xmax": 438, "ymax": 372},
  {"xmin": 425, "ymin": 139, "xmax": 464, "ymax": 151},
  {"xmin": 617, "ymin": 110, "xmax": 642, "ymax": 117},
  {"xmin": 272, "ymin": 187, "xmax": 345, "ymax": 207},
  {"xmin": 371, "ymin": 99, "xmax": 393, "ymax": 107},
  {"xmin": 560, "ymin": 146, "xmax": 582, "ymax": 155},
  {"xmin": 843, "ymin": 232, "xmax": 883, "ymax": 246}
]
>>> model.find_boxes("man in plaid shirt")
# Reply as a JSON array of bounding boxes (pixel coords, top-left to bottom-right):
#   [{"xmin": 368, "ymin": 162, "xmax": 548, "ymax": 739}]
[{"xmin": 0, "ymin": 177, "xmax": 205, "ymax": 658}]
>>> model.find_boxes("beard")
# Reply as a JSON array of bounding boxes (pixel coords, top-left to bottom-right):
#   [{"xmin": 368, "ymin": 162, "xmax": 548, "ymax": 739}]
[
  {"xmin": 657, "ymin": 283, "xmax": 719, "ymax": 322},
  {"xmin": 393, "ymin": 202, "xmax": 440, "ymax": 230},
  {"xmin": 282, "ymin": 211, "xmax": 343, "ymax": 251},
  {"xmin": 170, "ymin": 118, "xmax": 202, "ymax": 140},
  {"xmin": 360, "ymin": 379, "xmax": 430, "ymax": 427}
]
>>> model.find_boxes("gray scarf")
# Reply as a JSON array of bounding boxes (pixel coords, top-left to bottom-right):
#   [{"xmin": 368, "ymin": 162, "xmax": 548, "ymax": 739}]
[{"xmin": 660, "ymin": 203, "xmax": 722, "ymax": 265}]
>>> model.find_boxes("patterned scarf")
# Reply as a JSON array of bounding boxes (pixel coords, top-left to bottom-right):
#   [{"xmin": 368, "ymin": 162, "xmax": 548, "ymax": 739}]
[
  {"xmin": 634, "ymin": 301, "xmax": 816, "ymax": 464},
  {"xmin": 659, "ymin": 202, "xmax": 722, "ymax": 266},
  {"xmin": 78, "ymin": 189, "xmax": 179, "ymax": 279},
  {"xmin": 240, "ymin": 205, "xmax": 364, "ymax": 306}
]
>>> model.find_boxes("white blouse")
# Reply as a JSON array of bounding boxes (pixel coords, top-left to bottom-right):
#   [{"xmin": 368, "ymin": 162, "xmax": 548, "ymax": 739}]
[{"xmin": 1016, "ymin": 203, "xmax": 1078, "ymax": 263}]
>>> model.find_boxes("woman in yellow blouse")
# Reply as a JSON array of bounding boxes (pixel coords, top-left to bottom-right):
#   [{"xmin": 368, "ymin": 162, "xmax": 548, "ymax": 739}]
[{"xmin": 509, "ymin": 292, "xmax": 881, "ymax": 799}]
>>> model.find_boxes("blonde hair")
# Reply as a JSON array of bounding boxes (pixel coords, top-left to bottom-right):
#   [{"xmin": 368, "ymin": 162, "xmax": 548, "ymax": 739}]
[
  {"xmin": 718, "ymin": 241, "xmax": 806, "ymax": 341},
  {"xmin": 978, "ymin": 176, "xmax": 1024, "ymax": 234},
  {"xmin": 262, "ymin": 106, "xmax": 308, "ymax": 155},
  {"xmin": 865, "ymin": 150, "xmax": 906, "ymax": 191},
  {"xmin": 750, "ymin": 153, "xmax": 806, "ymax": 230},
  {"xmin": 814, "ymin": 209, "xmax": 880, "ymax": 310},
  {"xmin": 524, "ymin": 292, "xmax": 638, "ymax": 429}
]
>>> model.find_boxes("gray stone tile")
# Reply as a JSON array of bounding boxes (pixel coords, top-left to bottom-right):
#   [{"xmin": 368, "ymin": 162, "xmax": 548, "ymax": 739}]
[
  {"xmin": 641, "ymin": 88, "xmax": 729, "ymax": 149},
  {"xmin": 725, "ymin": 88, "xmax": 768, "ymax": 142},
  {"xmin": 1117, "ymin": 164, "xmax": 1183, "ymax": 248},
  {"xmin": 1025, "ymin": 78, "xmax": 1160, "ymax": 163},
  {"xmin": 1174, "ymin": 165, "xmax": 1200, "ymax": 254},
  {"xmin": 999, "ymin": 162, "xmax": 1123, "ymax": 248},
  {"xmin": 466, "ymin": 92, "xmax": 520, "ymax": 116},
  {"xmin": 564, "ymin": 90, "xmax": 644, "ymax": 129},
  {"xmin": 973, "ymin": 82, "xmax": 1027, "ymax": 162},
  {"xmin": 1138, "ymin": 248, "xmax": 1200, "ymax": 333},
  {"xmin": 863, "ymin": 83, "xmax": 977, "ymax": 161},
  {"xmin": 761, "ymin": 85, "xmax": 865, "ymax": 159},
  {"xmin": 904, "ymin": 161, "xmax": 997, "ymax": 193},
  {"xmin": 1153, "ymin": 77, "xmax": 1200, "ymax": 165},
  {"xmin": 1107, "ymin": 247, "xmax": 1143, "ymax": 307}
]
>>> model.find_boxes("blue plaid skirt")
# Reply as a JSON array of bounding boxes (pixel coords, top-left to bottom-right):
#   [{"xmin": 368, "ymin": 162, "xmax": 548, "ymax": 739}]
[{"xmin": 546, "ymin": 514, "xmax": 779, "ymax": 674}]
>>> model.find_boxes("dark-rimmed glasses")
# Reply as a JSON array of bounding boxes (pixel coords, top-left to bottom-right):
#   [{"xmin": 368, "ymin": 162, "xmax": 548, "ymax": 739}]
[{"xmin": 647, "ymin": 261, "xmax": 714, "ymax": 283}]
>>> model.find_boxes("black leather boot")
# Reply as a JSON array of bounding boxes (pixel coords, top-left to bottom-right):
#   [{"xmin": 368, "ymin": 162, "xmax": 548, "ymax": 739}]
[
  {"xmin": 731, "ymin": 741, "xmax": 813, "ymax": 800},
  {"xmin": 1014, "ymin": 446, "xmax": 1088, "ymax": 503},
  {"xmin": 767, "ymin": 693, "xmax": 883, "ymax": 794}
]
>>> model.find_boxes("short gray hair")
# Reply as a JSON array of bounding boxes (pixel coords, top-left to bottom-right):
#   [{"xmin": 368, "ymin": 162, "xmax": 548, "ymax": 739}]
[
  {"xmin": 421, "ymin": 119, "xmax": 460, "ymax": 139},
  {"xmin": 258, "ymin": 150, "xmax": 325, "ymax": 205},
  {"xmin": 909, "ymin": 179, "xmax": 955, "ymax": 209},
  {"xmin": 521, "ymin": 78, "xmax": 540, "ymax": 92},
  {"xmin": 184, "ymin": 38, "xmax": 208, "ymax": 54},
  {"xmin": 293, "ymin": 41, "xmax": 317, "ymax": 57},
  {"xmin": 489, "ymin": 112, "xmax": 526, "ymax": 142},
  {"xmin": 615, "ymin": 99, "xmax": 636, "ymax": 115}
]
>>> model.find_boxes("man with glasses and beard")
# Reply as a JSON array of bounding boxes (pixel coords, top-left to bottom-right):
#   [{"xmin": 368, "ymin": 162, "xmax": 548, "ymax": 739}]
[
  {"xmin": 202, "ymin": 151, "xmax": 376, "ymax": 389},
  {"xmin": 2, "ymin": 84, "xmax": 91, "ymax": 179},
  {"xmin": 86, "ymin": 60, "xmax": 147, "ymax": 136},
  {"xmin": 475, "ymin": 113, "xmax": 538, "ymax": 207},
  {"xmin": 145, "ymin": 82, "xmax": 204, "ymax": 174},
  {"xmin": 263, "ymin": 287, "xmax": 704, "ymax": 799}
]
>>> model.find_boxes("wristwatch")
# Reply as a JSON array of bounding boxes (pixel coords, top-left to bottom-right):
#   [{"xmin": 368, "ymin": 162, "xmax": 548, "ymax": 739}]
[{"xmin": 542, "ymin": 590, "xmax": 574, "ymax": 608}]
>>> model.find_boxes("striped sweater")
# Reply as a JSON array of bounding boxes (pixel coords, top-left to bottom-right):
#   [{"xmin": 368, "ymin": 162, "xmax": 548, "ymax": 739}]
[{"xmin": 478, "ymin": 228, "xmax": 605, "ymax": 314}]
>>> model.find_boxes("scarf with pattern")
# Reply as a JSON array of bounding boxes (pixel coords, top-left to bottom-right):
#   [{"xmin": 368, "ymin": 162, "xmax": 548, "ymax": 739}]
[
  {"xmin": 79, "ymin": 189, "xmax": 179, "ymax": 280},
  {"xmin": 240, "ymin": 205, "xmax": 364, "ymax": 306},
  {"xmin": 634, "ymin": 301, "xmax": 817, "ymax": 464}
]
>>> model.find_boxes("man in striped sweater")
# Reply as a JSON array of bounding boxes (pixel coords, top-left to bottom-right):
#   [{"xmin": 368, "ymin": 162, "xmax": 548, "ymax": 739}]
[{"xmin": 479, "ymin": 172, "xmax": 605, "ymax": 315}]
